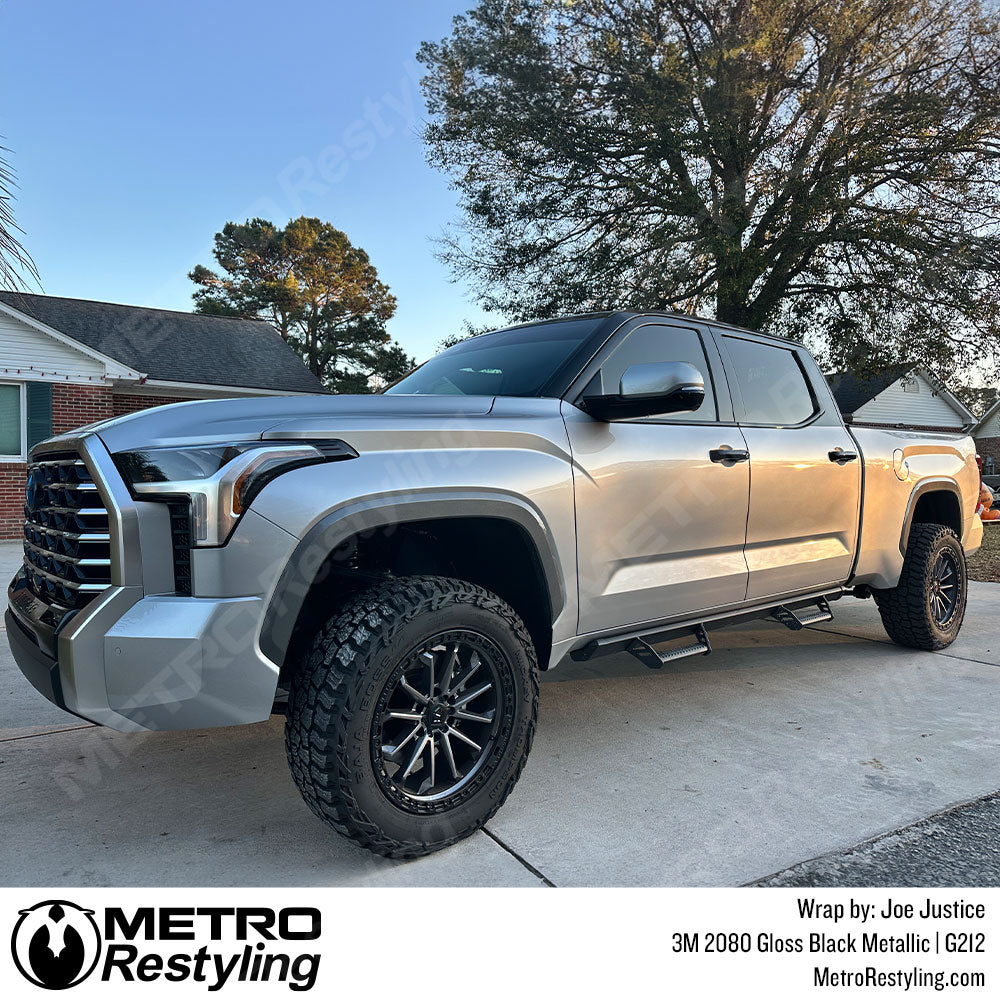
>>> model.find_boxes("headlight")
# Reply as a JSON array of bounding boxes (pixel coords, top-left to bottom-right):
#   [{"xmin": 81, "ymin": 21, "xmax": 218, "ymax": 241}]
[{"xmin": 114, "ymin": 439, "xmax": 357, "ymax": 546}]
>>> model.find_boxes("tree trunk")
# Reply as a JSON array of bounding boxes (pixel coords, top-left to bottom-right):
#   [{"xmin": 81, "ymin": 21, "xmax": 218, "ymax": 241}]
[{"xmin": 714, "ymin": 265, "xmax": 753, "ymax": 328}]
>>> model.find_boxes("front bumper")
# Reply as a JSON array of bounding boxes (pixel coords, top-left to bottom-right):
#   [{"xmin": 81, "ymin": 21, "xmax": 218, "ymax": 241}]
[
  {"xmin": 5, "ymin": 606, "xmax": 69, "ymax": 713},
  {"xmin": 6, "ymin": 433, "xmax": 296, "ymax": 732}
]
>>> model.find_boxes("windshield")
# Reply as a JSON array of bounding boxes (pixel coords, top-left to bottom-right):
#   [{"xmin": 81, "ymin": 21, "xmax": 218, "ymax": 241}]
[{"xmin": 386, "ymin": 319, "xmax": 601, "ymax": 397}]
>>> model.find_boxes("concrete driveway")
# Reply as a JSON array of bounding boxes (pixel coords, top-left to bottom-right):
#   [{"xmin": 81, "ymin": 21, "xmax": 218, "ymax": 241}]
[{"xmin": 2, "ymin": 539, "xmax": 999, "ymax": 887}]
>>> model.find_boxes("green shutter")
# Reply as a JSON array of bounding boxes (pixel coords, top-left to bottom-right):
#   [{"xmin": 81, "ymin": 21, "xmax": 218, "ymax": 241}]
[{"xmin": 25, "ymin": 381, "xmax": 53, "ymax": 451}]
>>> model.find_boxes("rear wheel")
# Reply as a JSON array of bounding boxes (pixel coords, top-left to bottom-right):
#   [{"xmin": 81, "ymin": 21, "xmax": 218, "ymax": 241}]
[
  {"xmin": 873, "ymin": 523, "xmax": 967, "ymax": 650},
  {"xmin": 284, "ymin": 575, "xmax": 538, "ymax": 858}
]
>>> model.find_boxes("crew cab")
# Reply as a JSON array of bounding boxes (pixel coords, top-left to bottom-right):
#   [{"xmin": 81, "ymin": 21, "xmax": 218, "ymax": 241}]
[{"xmin": 6, "ymin": 312, "xmax": 981, "ymax": 857}]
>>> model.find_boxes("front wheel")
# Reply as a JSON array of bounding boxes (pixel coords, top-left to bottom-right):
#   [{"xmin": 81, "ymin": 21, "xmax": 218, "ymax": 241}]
[
  {"xmin": 284, "ymin": 576, "xmax": 538, "ymax": 858},
  {"xmin": 873, "ymin": 523, "xmax": 968, "ymax": 650}
]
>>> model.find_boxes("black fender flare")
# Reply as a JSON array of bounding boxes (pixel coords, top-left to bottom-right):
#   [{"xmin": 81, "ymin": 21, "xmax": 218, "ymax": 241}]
[
  {"xmin": 899, "ymin": 478, "xmax": 963, "ymax": 555},
  {"xmin": 259, "ymin": 491, "xmax": 566, "ymax": 665}
]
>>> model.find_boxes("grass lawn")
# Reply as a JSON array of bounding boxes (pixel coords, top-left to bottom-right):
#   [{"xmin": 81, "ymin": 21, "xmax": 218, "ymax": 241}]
[{"xmin": 968, "ymin": 522, "xmax": 1000, "ymax": 583}]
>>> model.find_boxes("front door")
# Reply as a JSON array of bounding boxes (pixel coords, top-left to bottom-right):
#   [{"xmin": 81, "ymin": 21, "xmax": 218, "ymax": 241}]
[
  {"xmin": 566, "ymin": 320, "xmax": 751, "ymax": 634},
  {"xmin": 719, "ymin": 333, "xmax": 861, "ymax": 601}
]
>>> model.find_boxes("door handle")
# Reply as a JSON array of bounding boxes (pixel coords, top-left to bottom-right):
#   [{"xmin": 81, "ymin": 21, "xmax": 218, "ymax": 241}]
[
  {"xmin": 829, "ymin": 448, "xmax": 858, "ymax": 464},
  {"xmin": 710, "ymin": 446, "xmax": 750, "ymax": 464}
]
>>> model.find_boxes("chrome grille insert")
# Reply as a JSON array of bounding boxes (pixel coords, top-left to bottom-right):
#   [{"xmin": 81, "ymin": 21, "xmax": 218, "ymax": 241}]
[{"xmin": 23, "ymin": 452, "xmax": 113, "ymax": 610}]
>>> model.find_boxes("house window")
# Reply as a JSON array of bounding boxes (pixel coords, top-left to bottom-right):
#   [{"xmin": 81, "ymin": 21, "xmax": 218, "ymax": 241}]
[
  {"xmin": 0, "ymin": 381, "xmax": 53, "ymax": 461},
  {"xmin": 0, "ymin": 382, "xmax": 24, "ymax": 459},
  {"xmin": 901, "ymin": 376, "xmax": 919, "ymax": 393}
]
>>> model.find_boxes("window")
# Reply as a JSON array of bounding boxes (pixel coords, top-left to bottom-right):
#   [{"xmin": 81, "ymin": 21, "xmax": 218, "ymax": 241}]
[
  {"xmin": 387, "ymin": 318, "xmax": 601, "ymax": 397},
  {"xmin": 723, "ymin": 337, "xmax": 817, "ymax": 426},
  {"xmin": 0, "ymin": 382, "xmax": 53, "ymax": 461},
  {"xmin": 901, "ymin": 376, "xmax": 919, "ymax": 394},
  {"xmin": 0, "ymin": 383, "xmax": 23, "ymax": 458},
  {"xmin": 598, "ymin": 324, "xmax": 718, "ymax": 421}
]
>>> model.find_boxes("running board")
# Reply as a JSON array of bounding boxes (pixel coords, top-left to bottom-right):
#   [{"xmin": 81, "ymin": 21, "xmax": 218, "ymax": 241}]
[
  {"xmin": 769, "ymin": 597, "xmax": 833, "ymax": 631},
  {"xmin": 569, "ymin": 588, "xmax": 845, "ymax": 666},
  {"xmin": 626, "ymin": 624, "xmax": 711, "ymax": 670}
]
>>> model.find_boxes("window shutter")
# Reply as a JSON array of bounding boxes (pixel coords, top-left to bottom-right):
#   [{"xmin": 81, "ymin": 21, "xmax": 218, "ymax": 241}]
[{"xmin": 25, "ymin": 381, "xmax": 53, "ymax": 451}]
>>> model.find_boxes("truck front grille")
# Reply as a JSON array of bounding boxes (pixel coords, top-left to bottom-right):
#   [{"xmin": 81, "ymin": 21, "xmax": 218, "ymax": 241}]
[
  {"xmin": 23, "ymin": 452, "xmax": 113, "ymax": 610},
  {"xmin": 166, "ymin": 500, "xmax": 193, "ymax": 596}
]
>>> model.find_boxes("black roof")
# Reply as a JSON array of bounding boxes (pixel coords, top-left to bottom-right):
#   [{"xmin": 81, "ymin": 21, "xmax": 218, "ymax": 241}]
[
  {"xmin": 490, "ymin": 310, "xmax": 804, "ymax": 346},
  {"xmin": 0, "ymin": 292, "xmax": 325, "ymax": 394},
  {"xmin": 826, "ymin": 366, "xmax": 912, "ymax": 415}
]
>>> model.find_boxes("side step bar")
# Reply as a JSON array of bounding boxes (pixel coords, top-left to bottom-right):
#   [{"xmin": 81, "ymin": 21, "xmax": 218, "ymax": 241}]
[
  {"xmin": 626, "ymin": 625, "xmax": 711, "ymax": 670},
  {"xmin": 572, "ymin": 590, "xmax": 842, "ymax": 670},
  {"xmin": 769, "ymin": 597, "xmax": 833, "ymax": 631}
]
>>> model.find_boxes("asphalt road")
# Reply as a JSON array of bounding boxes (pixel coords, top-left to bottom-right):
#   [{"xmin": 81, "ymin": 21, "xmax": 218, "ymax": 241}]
[
  {"xmin": 755, "ymin": 791, "xmax": 1000, "ymax": 887},
  {"xmin": 2, "ymin": 539, "xmax": 999, "ymax": 887}
]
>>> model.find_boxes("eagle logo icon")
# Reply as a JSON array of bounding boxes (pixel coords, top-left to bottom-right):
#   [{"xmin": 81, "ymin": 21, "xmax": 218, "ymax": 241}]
[{"xmin": 11, "ymin": 900, "xmax": 101, "ymax": 990}]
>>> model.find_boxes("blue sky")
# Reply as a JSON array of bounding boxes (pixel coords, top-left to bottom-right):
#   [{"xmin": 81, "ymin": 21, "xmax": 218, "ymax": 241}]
[{"xmin": 0, "ymin": 0, "xmax": 498, "ymax": 360}]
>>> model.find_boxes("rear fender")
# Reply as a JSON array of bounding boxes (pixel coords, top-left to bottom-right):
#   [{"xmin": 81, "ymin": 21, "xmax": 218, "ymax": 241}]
[{"xmin": 899, "ymin": 479, "xmax": 963, "ymax": 555}]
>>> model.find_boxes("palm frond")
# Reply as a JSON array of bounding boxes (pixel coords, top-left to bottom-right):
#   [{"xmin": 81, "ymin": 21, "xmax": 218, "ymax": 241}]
[{"xmin": 0, "ymin": 144, "xmax": 39, "ymax": 291}]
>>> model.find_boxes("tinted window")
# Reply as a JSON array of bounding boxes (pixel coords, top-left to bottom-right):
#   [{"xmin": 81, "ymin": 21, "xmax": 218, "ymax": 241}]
[
  {"xmin": 386, "ymin": 319, "xmax": 600, "ymax": 397},
  {"xmin": 724, "ymin": 337, "xmax": 816, "ymax": 425},
  {"xmin": 599, "ymin": 324, "xmax": 717, "ymax": 421}
]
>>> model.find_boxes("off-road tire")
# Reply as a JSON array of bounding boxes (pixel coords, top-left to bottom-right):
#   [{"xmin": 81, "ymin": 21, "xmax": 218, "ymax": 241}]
[
  {"xmin": 284, "ymin": 575, "xmax": 539, "ymax": 858},
  {"xmin": 873, "ymin": 523, "xmax": 968, "ymax": 651}
]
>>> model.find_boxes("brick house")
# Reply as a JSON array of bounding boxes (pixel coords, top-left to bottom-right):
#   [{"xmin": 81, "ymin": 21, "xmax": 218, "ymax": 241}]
[
  {"xmin": 0, "ymin": 292, "xmax": 324, "ymax": 538},
  {"xmin": 827, "ymin": 366, "xmax": 974, "ymax": 434}
]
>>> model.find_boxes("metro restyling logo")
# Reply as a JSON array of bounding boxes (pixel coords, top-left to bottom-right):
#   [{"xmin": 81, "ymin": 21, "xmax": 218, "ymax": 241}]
[
  {"xmin": 12, "ymin": 900, "xmax": 102, "ymax": 989},
  {"xmin": 11, "ymin": 903, "xmax": 321, "ymax": 991}
]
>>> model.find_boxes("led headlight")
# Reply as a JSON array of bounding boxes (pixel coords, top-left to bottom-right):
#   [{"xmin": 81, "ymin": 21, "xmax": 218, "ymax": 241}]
[{"xmin": 114, "ymin": 439, "xmax": 357, "ymax": 546}]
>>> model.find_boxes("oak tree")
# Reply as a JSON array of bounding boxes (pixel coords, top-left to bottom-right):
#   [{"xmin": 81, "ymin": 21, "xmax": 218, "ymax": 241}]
[{"xmin": 420, "ymin": 0, "xmax": 1000, "ymax": 375}]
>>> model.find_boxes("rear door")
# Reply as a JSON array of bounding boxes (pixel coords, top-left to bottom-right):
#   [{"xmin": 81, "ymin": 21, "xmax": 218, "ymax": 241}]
[
  {"xmin": 717, "ymin": 332, "xmax": 861, "ymax": 601},
  {"xmin": 566, "ymin": 318, "xmax": 751, "ymax": 633}
]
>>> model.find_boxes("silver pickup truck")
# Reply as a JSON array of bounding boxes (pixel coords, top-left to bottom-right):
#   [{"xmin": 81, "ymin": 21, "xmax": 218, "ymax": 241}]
[{"xmin": 6, "ymin": 312, "xmax": 982, "ymax": 857}]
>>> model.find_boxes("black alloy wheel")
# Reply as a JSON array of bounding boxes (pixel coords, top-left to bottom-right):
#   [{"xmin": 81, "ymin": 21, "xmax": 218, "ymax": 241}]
[
  {"xmin": 929, "ymin": 549, "xmax": 959, "ymax": 626},
  {"xmin": 373, "ymin": 631, "xmax": 506, "ymax": 807}
]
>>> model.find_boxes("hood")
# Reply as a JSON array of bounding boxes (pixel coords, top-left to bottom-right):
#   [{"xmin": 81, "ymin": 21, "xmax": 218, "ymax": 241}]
[{"xmin": 85, "ymin": 394, "xmax": 497, "ymax": 454}]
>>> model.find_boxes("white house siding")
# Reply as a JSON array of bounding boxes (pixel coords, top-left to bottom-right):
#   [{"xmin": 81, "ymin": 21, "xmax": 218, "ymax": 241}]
[
  {"xmin": 977, "ymin": 409, "xmax": 1000, "ymax": 439},
  {"xmin": 0, "ymin": 310, "xmax": 106, "ymax": 385},
  {"xmin": 853, "ymin": 373, "xmax": 964, "ymax": 428}
]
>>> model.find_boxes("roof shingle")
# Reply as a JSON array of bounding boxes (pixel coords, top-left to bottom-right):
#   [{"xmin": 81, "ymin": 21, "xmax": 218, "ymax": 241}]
[
  {"xmin": 826, "ymin": 365, "xmax": 911, "ymax": 415},
  {"xmin": 0, "ymin": 292, "xmax": 325, "ymax": 394}
]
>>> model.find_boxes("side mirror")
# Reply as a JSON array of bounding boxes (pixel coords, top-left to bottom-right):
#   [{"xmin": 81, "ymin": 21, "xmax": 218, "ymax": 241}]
[{"xmin": 581, "ymin": 362, "xmax": 706, "ymax": 421}]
